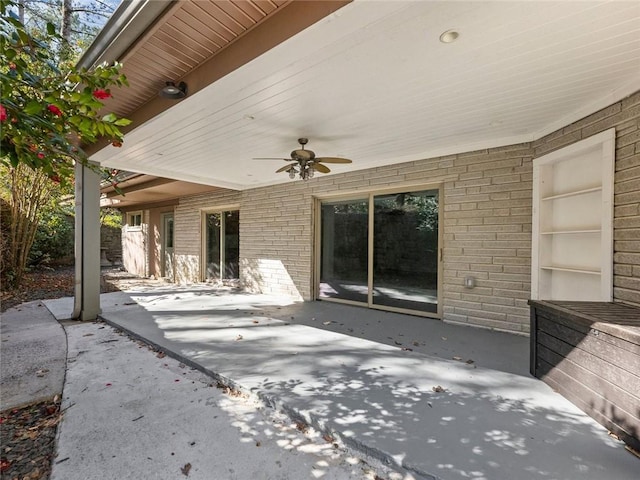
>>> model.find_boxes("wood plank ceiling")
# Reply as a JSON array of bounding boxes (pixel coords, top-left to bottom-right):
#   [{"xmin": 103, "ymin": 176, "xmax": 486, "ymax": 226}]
[
  {"xmin": 92, "ymin": 1, "xmax": 640, "ymax": 190},
  {"xmin": 104, "ymin": 0, "xmax": 289, "ymax": 117}
]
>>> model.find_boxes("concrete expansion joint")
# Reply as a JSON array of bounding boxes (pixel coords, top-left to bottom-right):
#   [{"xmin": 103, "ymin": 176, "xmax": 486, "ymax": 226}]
[{"xmin": 98, "ymin": 315, "xmax": 435, "ymax": 480}]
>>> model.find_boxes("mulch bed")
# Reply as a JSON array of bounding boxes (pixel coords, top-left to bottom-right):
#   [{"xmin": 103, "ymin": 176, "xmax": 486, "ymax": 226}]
[
  {"xmin": 0, "ymin": 399, "xmax": 61, "ymax": 480},
  {"xmin": 1, "ymin": 266, "xmax": 120, "ymax": 313}
]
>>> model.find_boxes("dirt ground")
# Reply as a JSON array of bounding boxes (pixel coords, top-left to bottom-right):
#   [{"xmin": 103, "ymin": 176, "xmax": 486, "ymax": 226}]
[{"xmin": 1, "ymin": 266, "xmax": 121, "ymax": 313}]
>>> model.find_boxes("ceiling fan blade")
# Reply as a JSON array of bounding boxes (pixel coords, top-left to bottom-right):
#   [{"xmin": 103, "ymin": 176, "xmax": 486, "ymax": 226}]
[
  {"xmin": 315, "ymin": 157, "xmax": 352, "ymax": 164},
  {"xmin": 312, "ymin": 163, "xmax": 331, "ymax": 174},
  {"xmin": 275, "ymin": 162, "xmax": 297, "ymax": 173},
  {"xmin": 253, "ymin": 157, "xmax": 290, "ymax": 161}
]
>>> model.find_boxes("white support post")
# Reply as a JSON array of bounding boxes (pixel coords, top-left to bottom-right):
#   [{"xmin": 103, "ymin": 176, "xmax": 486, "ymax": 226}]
[{"xmin": 73, "ymin": 162, "xmax": 101, "ymax": 320}]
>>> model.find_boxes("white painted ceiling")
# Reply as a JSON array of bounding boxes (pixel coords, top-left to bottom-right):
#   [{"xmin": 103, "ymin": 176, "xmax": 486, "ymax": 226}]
[{"xmin": 92, "ymin": 0, "xmax": 640, "ymax": 190}]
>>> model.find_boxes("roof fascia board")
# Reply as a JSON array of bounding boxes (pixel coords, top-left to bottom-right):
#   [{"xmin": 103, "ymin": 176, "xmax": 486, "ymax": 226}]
[
  {"xmin": 86, "ymin": 1, "xmax": 351, "ymax": 157},
  {"xmin": 77, "ymin": 0, "xmax": 174, "ymax": 69}
]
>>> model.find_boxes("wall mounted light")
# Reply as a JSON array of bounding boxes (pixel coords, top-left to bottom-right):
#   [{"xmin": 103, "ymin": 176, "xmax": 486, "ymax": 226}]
[
  {"xmin": 159, "ymin": 81, "xmax": 187, "ymax": 99},
  {"xmin": 464, "ymin": 276, "xmax": 476, "ymax": 289}
]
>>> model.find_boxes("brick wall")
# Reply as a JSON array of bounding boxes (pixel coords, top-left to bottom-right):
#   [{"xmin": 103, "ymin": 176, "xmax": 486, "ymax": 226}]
[
  {"xmin": 239, "ymin": 144, "xmax": 534, "ymax": 332},
  {"xmin": 533, "ymin": 90, "xmax": 640, "ymax": 307},
  {"xmin": 174, "ymin": 190, "xmax": 241, "ymax": 283},
  {"xmin": 165, "ymin": 91, "xmax": 639, "ymax": 333}
]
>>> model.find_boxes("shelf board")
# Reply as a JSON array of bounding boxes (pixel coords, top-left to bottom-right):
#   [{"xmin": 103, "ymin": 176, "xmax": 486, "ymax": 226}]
[
  {"xmin": 541, "ymin": 186, "xmax": 601, "ymax": 201},
  {"xmin": 540, "ymin": 265, "xmax": 601, "ymax": 275},
  {"xmin": 540, "ymin": 229, "xmax": 601, "ymax": 235}
]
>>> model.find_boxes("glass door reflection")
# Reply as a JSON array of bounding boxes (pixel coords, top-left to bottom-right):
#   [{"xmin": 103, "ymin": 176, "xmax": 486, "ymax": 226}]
[
  {"xmin": 372, "ymin": 190, "xmax": 439, "ymax": 313},
  {"xmin": 319, "ymin": 199, "xmax": 369, "ymax": 303}
]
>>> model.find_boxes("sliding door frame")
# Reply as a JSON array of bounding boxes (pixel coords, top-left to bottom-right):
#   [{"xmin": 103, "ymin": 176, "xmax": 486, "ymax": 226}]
[
  {"xmin": 313, "ymin": 183, "xmax": 443, "ymax": 319},
  {"xmin": 200, "ymin": 204, "xmax": 240, "ymax": 282}
]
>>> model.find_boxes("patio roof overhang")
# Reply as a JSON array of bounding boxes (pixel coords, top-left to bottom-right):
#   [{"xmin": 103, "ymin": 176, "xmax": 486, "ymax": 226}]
[
  {"xmin": 87, "ymin": 0, "xmax": 640, "ymax": 191},
  {"xmin": 100, "ymin": 173, "xmax": 226, "ymax": 209}
]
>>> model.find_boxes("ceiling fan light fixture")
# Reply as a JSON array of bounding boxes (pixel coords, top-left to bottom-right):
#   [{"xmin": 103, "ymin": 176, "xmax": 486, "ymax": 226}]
[
  {"xmin": 160, "ymin": 81, "xmax": 187, "ymax": 99},
  {"xmin": 254, "ymin": 138, "xmax": 352, "ymax": 181}
]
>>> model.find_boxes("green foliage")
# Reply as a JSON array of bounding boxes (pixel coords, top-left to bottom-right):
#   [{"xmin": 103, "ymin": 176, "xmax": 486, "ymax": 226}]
[
  {"xmin": 18, "ymin": 0, "xmax": 120, "ymax": 60},
  {"xmin": 28, "ymin": 209, "xmax": 74, "ymax": 266},
  {"xmin": 100, "ymin": 207, "xmax": 121, "ymax": 228},
  {"xmin": 0, "ymin": 0, "xmax": 130, "ymax": 185},
  {"xmin": 0, "ymin": 0, "xmax": 130, "ymax": 287}
]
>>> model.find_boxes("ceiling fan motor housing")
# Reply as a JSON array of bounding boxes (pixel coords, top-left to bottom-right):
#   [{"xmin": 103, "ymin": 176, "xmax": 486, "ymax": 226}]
[{"xmin": 292, "ymin": 149, "xmax": 314, "ymax": 161}]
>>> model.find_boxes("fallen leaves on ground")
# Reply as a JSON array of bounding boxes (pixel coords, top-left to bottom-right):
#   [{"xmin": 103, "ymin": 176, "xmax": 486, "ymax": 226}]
[
  {"xmin": 215, "ymin": 382, "xmax": 246, "ymax": 398},
  {"xmin": 181, "ymin": 462, "xmax": 192, "ymax": 476},
  {"xmin": 0, "ymin": 399, "xmax": 61, "ymax": 480},
  {"xmin": 432, "ymin": 385, "xmax": 445, "ymax": 393},
  {"xmin": 1, "ymin": 266, "xmax": 121, "ymax": 312},
  {"xmin": 295, "ymin": 421, "xmax": 309, "ymax": 434}
]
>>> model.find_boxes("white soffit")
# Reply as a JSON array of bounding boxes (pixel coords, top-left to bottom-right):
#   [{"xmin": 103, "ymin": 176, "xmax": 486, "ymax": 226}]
[{"xmin": 92, "ymin": 0, "xmax": 640, "ymax": 190}]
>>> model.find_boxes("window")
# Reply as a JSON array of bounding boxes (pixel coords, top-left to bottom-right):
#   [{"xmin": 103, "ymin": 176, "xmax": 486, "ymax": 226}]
[{"xmin": 127, "ymin": 211, "xmax": 142, "ymax": 229}]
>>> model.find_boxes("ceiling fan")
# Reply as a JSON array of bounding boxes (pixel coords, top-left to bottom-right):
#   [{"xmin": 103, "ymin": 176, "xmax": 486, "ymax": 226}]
[{"xmin": 254, "ymin": 138, "xmax": 352, "ymax": 180}]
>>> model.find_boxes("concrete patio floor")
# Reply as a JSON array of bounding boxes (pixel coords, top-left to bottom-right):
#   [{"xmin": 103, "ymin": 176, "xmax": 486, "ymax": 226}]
[{"xmin": 45, "ymin": 285, "xmax": 639, "ymax": 480}]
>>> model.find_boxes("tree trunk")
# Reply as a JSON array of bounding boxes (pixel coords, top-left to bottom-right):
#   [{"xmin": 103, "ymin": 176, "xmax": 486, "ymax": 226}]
[
  {"xmin": 3, "ymin": 165, "xmax": 52, "ymax": 287},
  {"xmin": 61, "ymin": 0, "xmax": 72, "ymax": 42},
  {"xmin": 18, "ymin": 1, "xmax": 25, "ymax": 24}
]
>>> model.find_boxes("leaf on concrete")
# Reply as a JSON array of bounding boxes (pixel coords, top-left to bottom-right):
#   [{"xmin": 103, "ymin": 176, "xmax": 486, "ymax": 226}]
[
  {"xmin": 180, "ymin": 463, "xmax": 191, "ymax": 476},
  {"xmin": 432, "ymin": 385, "xmax": 445, "ymax": 393}
]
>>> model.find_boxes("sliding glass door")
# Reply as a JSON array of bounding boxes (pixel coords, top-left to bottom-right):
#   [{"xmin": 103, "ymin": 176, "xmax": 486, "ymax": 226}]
[
  {"xmin": 372, "ymin": 190, "xmax": 439, "ymax": 313},
  {"xmin": 204, "ymin": 210, "xmax": 239, "ymax": 281},
  {"xmin": 319, "ymin": 199, "xmax": 369, "ymax": 303},
  {"xmin": 318, "ymin": 188, "xmax": 440, "ymax": 316}
]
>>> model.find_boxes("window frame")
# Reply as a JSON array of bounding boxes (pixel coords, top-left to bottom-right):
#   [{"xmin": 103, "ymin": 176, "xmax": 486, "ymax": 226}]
[{"xmin": 127, "ymin": 211, "xmax": 143, "ymax": 230}]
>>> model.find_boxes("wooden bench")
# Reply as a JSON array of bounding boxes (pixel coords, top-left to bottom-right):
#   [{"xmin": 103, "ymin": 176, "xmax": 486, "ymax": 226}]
[{"xmin": 529, "ymin": 300, "xmax": 640, "ymax": 451}]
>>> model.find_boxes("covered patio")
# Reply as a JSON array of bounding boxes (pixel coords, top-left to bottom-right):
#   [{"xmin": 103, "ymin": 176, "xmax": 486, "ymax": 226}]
[{"xmin": 44, "ymin": 284, "xmax": 639, "ymax": 479}]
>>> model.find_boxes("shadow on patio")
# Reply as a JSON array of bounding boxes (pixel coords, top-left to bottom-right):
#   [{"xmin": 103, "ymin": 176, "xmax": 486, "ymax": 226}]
[{"xmin": 60, "ymin": 284, "xmax": 637, "ymax": 480}]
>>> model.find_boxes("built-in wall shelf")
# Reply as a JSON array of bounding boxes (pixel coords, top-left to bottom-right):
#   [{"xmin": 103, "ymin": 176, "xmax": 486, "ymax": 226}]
[
  {"xmin": 532, "ymin": 128, "xmax": 614, "ymax": 302},
  {"xmin": 540, "ymin": 229, "xmax": 601, "ymax": 235},
  {"xmin": 541, "ymin": 186, "xmax": 601, "ymax": 202},
  {"xmin": 540, "ymin": 266, "xmax": 601, "ymax": 275}
]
